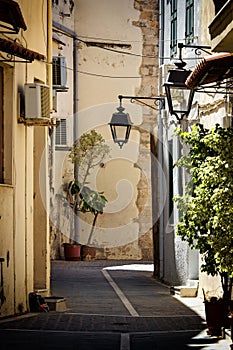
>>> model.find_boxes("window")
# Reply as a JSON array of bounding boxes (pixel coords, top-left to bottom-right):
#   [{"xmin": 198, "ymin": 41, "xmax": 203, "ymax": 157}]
[
  {"xmin": 185, "ymin": 0, "xmax": 194, "ymax": 44},
  {"xmin": 0, "ymin": 66, "xmax": 3, "ymax": 183},
  {"xmin": 170, "ymin": 0, "xmax": 177, "ymax": 56},
  {"xmin": 55, "ymin": 119, "xmax": 67, "ymax": 146}
]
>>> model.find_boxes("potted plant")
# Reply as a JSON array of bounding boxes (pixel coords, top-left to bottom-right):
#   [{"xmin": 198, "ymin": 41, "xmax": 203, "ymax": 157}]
[
  {"xmin": 62, "ymin": 130, "xmax": 110, "ymax": 260},
  {"xmin": 174, "ymin": 123, "xmax": 233, "ymax": 336},
  {"xmin": 228, "ymin": 311, "xmax": 233, "ymax": 348}
]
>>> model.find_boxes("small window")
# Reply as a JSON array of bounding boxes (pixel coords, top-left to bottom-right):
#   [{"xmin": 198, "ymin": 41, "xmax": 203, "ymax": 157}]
[
  {"xmin": 170, "ymin": 0, "xmax": 177, "ymax": 56},
  {"xmin": 55, "ymin": 119, "xmax": 67, "ymax": 146},
  {"xmin": 185, "ymin": 0, "xmax": 194, "ymax": 44}
]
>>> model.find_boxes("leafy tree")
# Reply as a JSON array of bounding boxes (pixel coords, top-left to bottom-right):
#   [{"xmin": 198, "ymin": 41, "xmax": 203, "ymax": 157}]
[
  {"xmin": 67, "ymin": 130, "xmax": 110, "ymax": 245},
  {"xmin": 174, "ymin": 123, "xmax": 233, "ymax": 300}
]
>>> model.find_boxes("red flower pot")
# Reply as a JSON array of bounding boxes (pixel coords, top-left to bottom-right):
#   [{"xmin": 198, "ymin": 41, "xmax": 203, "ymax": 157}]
[
  {"xmin": 204, "ymin": 299, "xmax": 231, "ymax": 336},
  {"xmin": 63, "ymin": 244, "xmax": 81, "ymax": 261}
]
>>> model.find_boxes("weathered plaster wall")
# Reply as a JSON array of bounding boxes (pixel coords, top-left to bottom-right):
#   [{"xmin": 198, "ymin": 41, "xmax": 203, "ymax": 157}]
[
  {"xmin": 0, "ymin": 0, "xmax": 50, "ymax": 317},
  {"xmin": 73, "ymin": 0, "xmax": 159, "ymax": 260},
  {"xmin": 50, "ymin": 0, "xmax": 160, "ymax": 261}
]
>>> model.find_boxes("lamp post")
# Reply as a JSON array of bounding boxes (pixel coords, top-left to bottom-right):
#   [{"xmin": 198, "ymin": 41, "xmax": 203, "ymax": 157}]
[{"xmin": 109, "ymin": 95, "xmax": 165, "ymax": 148}]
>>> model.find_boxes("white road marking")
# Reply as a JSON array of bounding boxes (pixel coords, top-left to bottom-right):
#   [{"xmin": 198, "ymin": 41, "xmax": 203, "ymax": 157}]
[
  {"xmin": 104, "ymin": 264, "xmax": 154, "ymax": 272},
  {"xmin": 102, "ymin": 269, "xmax": 139, "ymax": 317}
]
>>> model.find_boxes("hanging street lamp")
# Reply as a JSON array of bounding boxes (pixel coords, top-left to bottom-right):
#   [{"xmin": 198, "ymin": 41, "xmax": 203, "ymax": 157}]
[
  {"xmin": 164, "ymin": 43, "xmax": 196, "ymax": 121},
  {"xmin": 164, "ymin": 61, "xmax": 195, "ymax": 121},
  {"xmin": 109, "ymin": 95, "xmax": 165, "ymax": 148},
  {"xmin": 164, "ymin": 43, "xmax": 212, "ymax": 121},
  {"xmin": 109, "ymin": 95, "xmax": 133, "ymax": 149}
]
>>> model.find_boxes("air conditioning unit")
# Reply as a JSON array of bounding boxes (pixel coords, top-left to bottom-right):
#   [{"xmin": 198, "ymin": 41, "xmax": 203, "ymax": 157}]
[
  {"xmin": 159, "ymin": 63, "xmax": 174, "ymax": 96},
  {"xmin": 52, "ymin": 56, "xmax": 68, "ymax": 91},
  {"xmin": 25, "ymin": 83, "xmax": 50, "ymax": 119}
]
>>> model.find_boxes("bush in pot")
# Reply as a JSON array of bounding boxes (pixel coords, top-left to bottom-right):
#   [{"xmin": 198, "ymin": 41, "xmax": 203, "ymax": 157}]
[
  {"xmin": 63, "ymin": 130, "xmax": 110, "ymax": 259},
  {"xmin": 174, "ymin": 124, "xmax": 233, "ymax": 336}
]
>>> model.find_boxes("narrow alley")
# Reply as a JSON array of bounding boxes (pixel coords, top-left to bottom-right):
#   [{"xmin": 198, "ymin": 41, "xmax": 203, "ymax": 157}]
[{"xmin": 0, "ymin": 261, "xmax": 231, "ymax": 349}]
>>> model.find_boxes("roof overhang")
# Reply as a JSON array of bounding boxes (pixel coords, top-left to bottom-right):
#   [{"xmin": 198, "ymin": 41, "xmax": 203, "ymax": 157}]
[
  {"xmin": 209, "ymin": 0, "xmax": 233, "ymax": 52},
  {"xmin": 185, "ymin": 52, "xmax": 233, "ymax": 91},
  {"xmin": 0, "ymin": 38, "xmax": 45, "ymax": 62},
  {"xmin": 0, "ymin": 0, "xmax": 27, "ymax": 34}
]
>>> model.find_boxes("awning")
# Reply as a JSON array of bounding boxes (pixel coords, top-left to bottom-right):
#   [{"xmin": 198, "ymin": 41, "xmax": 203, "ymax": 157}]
[
  {"xmin": 0, "ymin": 38, "xmax": 45, "ymax": 62},
  {"xmin": 0, "ymin": 0, "xmax": 27, "ymax": 33},
  {"xmin": 185, "ymin": 52, "xmax": 233, "ymax": 89}
]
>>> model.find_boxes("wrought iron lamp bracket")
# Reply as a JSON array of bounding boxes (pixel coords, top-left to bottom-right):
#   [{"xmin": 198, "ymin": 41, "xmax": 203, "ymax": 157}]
[
  {"xmin": 178, "ymin": 43, "xmax": 212, "ymax": 59},
  {"xmin": 118, "ymin": 95, "xmax": 165, "ymax": 110}
]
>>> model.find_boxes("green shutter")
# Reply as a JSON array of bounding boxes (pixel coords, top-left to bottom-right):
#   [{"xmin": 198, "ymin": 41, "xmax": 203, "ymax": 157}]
[
  {"xmin": 185, "ymin": 0, "xmax": 194, "ymax": 44},
  {"xmin": 170, "ymin": 0, "xmax": 177, "ymax": 56}
]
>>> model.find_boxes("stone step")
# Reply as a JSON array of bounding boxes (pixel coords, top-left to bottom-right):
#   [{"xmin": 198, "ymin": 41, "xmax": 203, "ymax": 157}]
[
  {"xmin": 44, "ymin": 296, "xmax": 67, "ymax": 312},
  {"xmin": 170, "ymin": 280, "xmax": 199, "ymax": 297}
]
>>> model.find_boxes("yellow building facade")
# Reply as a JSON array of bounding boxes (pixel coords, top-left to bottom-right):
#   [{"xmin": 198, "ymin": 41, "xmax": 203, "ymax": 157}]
[{"xmin": 0, "ymin": 0, "xmax": 51, "ymax": 318}]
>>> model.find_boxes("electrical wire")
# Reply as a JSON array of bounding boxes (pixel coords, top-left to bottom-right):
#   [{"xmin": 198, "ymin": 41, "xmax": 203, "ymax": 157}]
[
  {"xmin": 54, "ymin": 31, "xmax": 202, "ymax": 59},
  {"xmin": 46, "ymin": 54, "xmax": 202, "ymax": 79},
  {"xmin": 77, "ymin": 69, "xmax": 141, "ymax": 79},
  {"xmin": 77, "ymin": 33, "xmax": 199, "ymax": 44},
  {"xmin": 77, "ymin": 38, "xmax": 207, "ymax": 60}
]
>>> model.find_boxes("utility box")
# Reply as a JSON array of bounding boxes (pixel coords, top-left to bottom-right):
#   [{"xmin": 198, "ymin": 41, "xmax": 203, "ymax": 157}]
[{"xmin": 24, "ymin": 83, "xmax": 50, "ymax": 119}]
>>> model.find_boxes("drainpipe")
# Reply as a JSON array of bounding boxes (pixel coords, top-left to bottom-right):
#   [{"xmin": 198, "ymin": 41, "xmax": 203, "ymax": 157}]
[
  {"xmin": 47, "ymin": 1, "xmax": 52, "ymax": 101},
  {"xmin": 52, "ymin": 21, "xmax": 79, "ymax": 241},
  {"xmin": 47, "ymin": 0, "xmax": 52, "ymax": 290},
  {"xmin": 47, "ymin": 1, "xmax": 55, "ymax": 198},
  {"xmin": 73, "ymin": 36, "xmax": 79, "ymax": 242},
  {"xmin": 73, "ymin": 37, "xmax": 78, "ymax": 179},
  {"xmin": 158, "ymin": 0, "xmax": 165, "ymax": 280}
]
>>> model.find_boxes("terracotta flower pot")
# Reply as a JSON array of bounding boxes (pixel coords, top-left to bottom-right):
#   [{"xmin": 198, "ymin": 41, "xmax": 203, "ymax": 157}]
[
  {"xmin": 204, "ymin": 299, "xmax": 231, "ymax": 336},
  {"xmin": 63, "ymin": 243, "xmax": 81, "ymax": 261},
  {"xmin": 81, "ymin": 245, "xmax": 96, "ymax": 261}
]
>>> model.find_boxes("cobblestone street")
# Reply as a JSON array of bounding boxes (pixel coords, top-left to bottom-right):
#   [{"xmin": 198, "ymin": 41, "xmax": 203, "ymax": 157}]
[{"xmin": 0, "ymin": 261, "xmax": 231, "ymax": 349}]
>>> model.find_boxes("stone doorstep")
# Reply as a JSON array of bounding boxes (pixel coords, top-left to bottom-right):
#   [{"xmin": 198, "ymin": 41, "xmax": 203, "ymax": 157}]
[
  {"xmin": 44, "ymin": 296, "xmax": 67, "ymax": 312},
  {"xmin": 170, "ymin": 286, "xmax": 198, "ymax": 297},
  {"xmin": 179, "ymin": 287, "xmax": 198, "ymax": 298},
  {"xmin": 34, "ymin": 289, "xmax": 48, "ymax": 297}
]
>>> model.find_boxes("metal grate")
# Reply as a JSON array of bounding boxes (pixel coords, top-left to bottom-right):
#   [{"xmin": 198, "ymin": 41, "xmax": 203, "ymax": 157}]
[
  {"xmin": 52, "ymin": 56, "xmax": 67, "ymax": 87},
  {"xmin": 40, "ymin": 85, "xmax": 50, "ymax": 118}
]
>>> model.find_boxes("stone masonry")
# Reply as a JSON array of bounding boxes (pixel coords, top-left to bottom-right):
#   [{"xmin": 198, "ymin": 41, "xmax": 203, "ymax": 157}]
[{"xmin": 133, "ymin": 0, "xmax": 160, "ymax": 260}]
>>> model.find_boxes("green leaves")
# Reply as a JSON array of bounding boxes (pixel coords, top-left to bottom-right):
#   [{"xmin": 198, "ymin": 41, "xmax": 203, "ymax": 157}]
[
  {"xmin": 174, "ymin": 124, "xmax": 233, "ymax": 279},
  {"xmin": 69, "ymin": 130, "xmax": 110, "ymax": 169},
  {"xmin": 63, "ymin": 130, "xmax": 110, "ymax": 244},
  {"xmin": 70, "ymin": 180, "xmax": 107, "ymax": 215}
]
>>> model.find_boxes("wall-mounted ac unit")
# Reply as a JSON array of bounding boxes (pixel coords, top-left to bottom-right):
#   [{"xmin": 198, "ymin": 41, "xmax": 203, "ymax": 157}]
[
  {"xmin": 159, "ymin": 63, "xmax": 174, "ymax": 96},
  {"xmin": 25, "ymin": 83, "xmax": 50, "ymax": 119},
  {"xmin": 52, "ymin": 56, "xmax": 68, "ymax": 91}
]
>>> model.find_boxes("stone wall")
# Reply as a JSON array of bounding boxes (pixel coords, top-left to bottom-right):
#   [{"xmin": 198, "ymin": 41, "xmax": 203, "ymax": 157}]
[
  {"xmin": 133, "ymin": 0, "xmax": 159, "ymax": 261},
  {"xmin": 50, "ymin": 0, "xmax": 160, "ymax": 262}
]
